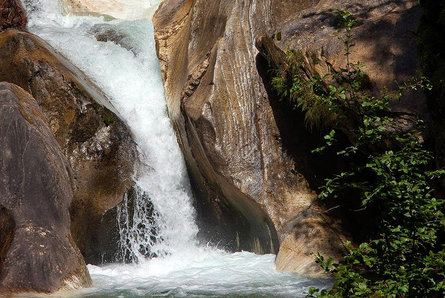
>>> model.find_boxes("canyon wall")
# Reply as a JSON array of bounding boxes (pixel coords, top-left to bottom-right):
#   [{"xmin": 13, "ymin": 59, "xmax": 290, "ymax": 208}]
[{"xmin": 153, "ymin": 0, "xmax": 425, "ymax": 275}]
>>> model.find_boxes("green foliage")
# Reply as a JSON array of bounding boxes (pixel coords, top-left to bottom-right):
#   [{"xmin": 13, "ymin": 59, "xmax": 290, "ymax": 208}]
[
  {"xmin": 271, "ymin": 11, "xmax": 372, "ymax": 130},
  {"xmin": 72, "ymin": 83, "xmax": 86, "ymax": 98},
  {"xmin": 271, "ymin": 46, "xmax": 339, "ymax": 128},
  {"xmin": 272, "ymin": 9, "xmax": 445, "ymax": 298},
  {"xmin": 91, "ymin": 102, "xmax": 115, "ymax": 126}
]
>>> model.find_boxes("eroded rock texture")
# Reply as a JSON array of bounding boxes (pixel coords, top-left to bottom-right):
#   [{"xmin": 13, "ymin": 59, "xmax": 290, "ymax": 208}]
[
  {"xmin": 0, "ymin": 82, "xmax": 91, "ymax": 293},
  {"xmin": 0, "ymin": 0, "xmax": 27, "ymax": 31},
  {"xmin": 153, "ymin": 0, "xmax": 424, "ymax": 275},
  {"xmin": 0, "ymin": 30, "xmax": 138, "ymax": 264}
]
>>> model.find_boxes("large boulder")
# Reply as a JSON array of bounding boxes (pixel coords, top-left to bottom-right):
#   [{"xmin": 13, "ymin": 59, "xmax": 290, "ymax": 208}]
[
  {"xmin": 0, "ymin": 30, "xmax": 138, "ymax": 264},
  {"xmin": 0, "ymin": 0, "xmax": 27, "ymax": 31},
  {"xmin": 152, "ymin": 0, "xmax": 319, "ymax": 256},
  {"xmin": 153, "ymin": 0, "xmax": 424, "ymax": 275},
  {"xmin": 0, "ymin": 82, "xmax": 91, "ymax": 293}
]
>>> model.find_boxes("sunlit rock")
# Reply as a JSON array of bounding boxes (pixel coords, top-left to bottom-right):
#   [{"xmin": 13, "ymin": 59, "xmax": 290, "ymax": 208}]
[
  {"xmin": 153, "ymin": 0, "xmax": 424, "ymax": 276},
  {"xmin": 62, "ymin": 0, "xmax": 160, "ymax": 20}
]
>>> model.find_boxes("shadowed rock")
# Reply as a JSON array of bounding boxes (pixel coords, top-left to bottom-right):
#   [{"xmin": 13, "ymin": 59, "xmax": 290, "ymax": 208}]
[
  {"xmin": 257, "ymin": 0, "xmax": 427, "ymax": 274},
  {"xmin": 0, "ymin": 0, "xmax": 27, "ymax": 31},
  {"xmin": 0, "ymin": 82, "xmax": 91, "ymax": 293}
]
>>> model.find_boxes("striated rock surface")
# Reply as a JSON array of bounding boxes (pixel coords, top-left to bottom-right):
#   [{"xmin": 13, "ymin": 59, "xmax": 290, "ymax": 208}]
[
  {"xmin": 153, "ymin": 0, "xmax": 318, "ymax": 256},
  {"xmin": 0, "ymin": 30, "xmax": 138, "ymax": 264},
  {"xmin": 153, "ymin": 0, "xmax": 424, "ymax": 275},
  {"xmin": 0, "ymin": 82, "xmax": 91, "ymax": 293},
  {"xmin": 0, "ymin": 0, "xmax": 27, "ymax": 31}
]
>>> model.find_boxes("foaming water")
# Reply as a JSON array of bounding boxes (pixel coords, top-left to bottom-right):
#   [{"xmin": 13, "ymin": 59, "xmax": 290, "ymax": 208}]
[
  {"xmin": 74, "ymin": 250, "xmax": 328, "ymax": 297},
  {"xmin": 24, "ymin": 0, "xmax": 198, "ymax": 258},
  {"xmin": 22, "ymin": 0, "xmax": 330, "ymax": 296}
]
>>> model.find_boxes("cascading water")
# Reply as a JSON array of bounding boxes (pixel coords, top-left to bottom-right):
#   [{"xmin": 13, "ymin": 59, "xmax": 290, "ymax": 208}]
[
  {"xmin": 21, "ymin": 0, "xmax": 329, "ymax": 296},
  {"xmin": 23, "ymin": 0, "xmax": 198, "ymax": 261}
]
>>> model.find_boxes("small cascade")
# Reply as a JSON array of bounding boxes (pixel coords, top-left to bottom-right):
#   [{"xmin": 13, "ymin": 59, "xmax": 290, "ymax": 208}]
[{"xmin": 116, "ymin": 187, "xmax": 162, "ymax": 262}]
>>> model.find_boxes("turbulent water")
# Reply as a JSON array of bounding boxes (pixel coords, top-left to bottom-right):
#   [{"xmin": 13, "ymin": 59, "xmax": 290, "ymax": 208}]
[{"xmin": 22, "ymin": 0, "xmax": 329, "ymax": 296}]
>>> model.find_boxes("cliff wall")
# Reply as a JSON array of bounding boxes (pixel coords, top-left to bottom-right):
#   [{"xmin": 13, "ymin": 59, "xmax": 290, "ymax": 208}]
[{"xmin": 153, "ymin": 0, "xmax": 424, "ymax": 275}]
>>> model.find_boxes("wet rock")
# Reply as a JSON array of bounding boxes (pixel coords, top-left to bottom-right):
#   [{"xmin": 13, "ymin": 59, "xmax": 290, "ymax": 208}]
[
  {"xmin": 89, "ymin": 23, "xmax": 140, "ymax": 55},
  {"xmin": 0, "ymin": 0, "xmax": 27, "ymax": 31},
  {"xmin": 0, "ymin": 82, "xmax": 91, "ymax": 293},
  {"xmin": 153, "ymin": 0, "xmax": 424, "ymax": 275},
  {"xmin": 61, "ymin": 0, "xmax": 156, "ymax": 20},
  {"xmin": 0, "ymin": 30, "xmax": 138, "ymax": 264},
  {"xmin": 81, "ymin": 186, "xmax": 160, "ymax": 264}
]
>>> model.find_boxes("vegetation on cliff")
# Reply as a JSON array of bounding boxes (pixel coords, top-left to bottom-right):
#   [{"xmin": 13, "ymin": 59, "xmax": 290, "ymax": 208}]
[{"xmin": 272, "ymin": 9, "xmax": 445, "ymax": 297}]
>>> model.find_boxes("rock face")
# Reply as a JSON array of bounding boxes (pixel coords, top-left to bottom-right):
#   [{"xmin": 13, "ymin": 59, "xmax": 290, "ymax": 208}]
[
  {"xmin": 153, "ymin": 0, "xmax": 318, "ymax": 256},
  {"xmin": 259, "ymin": 0, "xmax": 426, "ymax": 273},
  {"xmin": 0, "ymin": 0, "xmax": 27, "ymax": 31},
  {"xmin": 0, "ymin": 82, "xmax": 91, "ymax": 293},
  {"xmin": 153, "ymin": 0, "xmax": 424, "ymax": 275},
  {"xmin": 269, "ymin": 0, "xmax": 426, "ymax": 119},
  {"xmin": 0, "ymin": 30, "xmax": 138, "ymax": 264}
]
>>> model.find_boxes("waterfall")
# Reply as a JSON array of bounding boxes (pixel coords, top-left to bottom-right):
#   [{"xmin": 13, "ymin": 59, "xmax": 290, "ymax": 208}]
[
  {"xmin": 20, "ymin": 0, "xmax": 328, "ymax": 295},
  {"xmin": 22, "ymin": 0, "xmax": 198, "ymax": 261}
]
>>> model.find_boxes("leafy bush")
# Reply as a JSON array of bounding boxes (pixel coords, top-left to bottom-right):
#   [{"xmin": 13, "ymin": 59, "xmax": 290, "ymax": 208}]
[{"xmin": 272, "ymin": 9, "xmax": 445, "ymax": 297}]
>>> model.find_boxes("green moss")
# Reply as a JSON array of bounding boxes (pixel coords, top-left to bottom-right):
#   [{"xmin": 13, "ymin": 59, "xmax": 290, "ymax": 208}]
[{"xmin": 102, "ymin": 109, "xmax": 115, "ymax": 126}]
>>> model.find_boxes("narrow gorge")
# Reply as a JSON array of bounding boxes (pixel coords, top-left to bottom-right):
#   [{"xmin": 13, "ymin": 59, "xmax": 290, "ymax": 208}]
[{"xmin": 1, "ymin": 0, "xmax": 443, "ymax": 297}]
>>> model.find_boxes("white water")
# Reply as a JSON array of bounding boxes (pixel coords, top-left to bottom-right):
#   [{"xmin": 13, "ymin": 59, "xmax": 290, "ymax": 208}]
[
  {"xmin": 24, "ymin": 0, "xmax": 198, "ymax": 259},
  {"xmin": 22, "ymin": 0, "xmax": 329, "ymax": 296}
]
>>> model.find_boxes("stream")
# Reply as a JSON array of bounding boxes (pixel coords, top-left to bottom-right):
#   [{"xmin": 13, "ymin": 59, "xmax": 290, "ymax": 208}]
[{"xmin": 22, "ymin": 0, "xmax": 329, "ymax": 296}]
